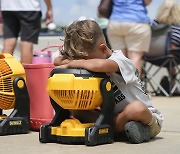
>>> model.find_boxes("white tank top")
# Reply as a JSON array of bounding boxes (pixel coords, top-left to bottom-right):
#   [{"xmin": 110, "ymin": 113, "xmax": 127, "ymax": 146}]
[{"xmin": 1, "ymin": 0, "xmax": 41, "ymax": 11}]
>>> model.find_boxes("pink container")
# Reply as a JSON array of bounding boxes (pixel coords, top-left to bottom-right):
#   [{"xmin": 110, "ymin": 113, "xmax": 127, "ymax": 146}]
[
  {"xmin": 23, "ymin": 63, "xmax": 55, "ymax": 131},
  {"xmin": 32, "ymin": 50, "xmax": 52, "ymax": 64}
]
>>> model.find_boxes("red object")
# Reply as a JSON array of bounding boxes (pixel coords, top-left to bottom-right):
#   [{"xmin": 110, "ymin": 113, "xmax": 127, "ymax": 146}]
[{"xmin": 23, "ymin": 63, "xmax": 55, "ymax": 131}]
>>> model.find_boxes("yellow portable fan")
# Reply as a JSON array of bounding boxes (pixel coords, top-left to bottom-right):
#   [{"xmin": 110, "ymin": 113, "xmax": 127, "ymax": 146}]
[
  {"xmin": 0, "ymin": 53, "xmax": 30, "ymax": 135},
  {"xmin": 39, "ymin": 68, "xmax": 115, "ymax": 146}
]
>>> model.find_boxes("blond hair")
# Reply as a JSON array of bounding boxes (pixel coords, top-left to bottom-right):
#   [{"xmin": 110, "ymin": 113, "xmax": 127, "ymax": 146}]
[
  {"xmin": 156, "ymin": 0, "xmax": 180, "ymax": 25},
  {"xmin": 61, "ymin": 20, "xmax": 104, "ymax": 59}
]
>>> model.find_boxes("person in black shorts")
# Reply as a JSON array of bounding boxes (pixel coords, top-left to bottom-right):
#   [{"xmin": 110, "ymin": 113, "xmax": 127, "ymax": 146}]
[{"xmin": 1, "ymin": 0, "xmax": 53, "ymax": 63}]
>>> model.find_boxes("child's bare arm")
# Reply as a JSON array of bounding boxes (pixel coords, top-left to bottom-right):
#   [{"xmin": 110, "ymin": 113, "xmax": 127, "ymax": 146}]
[
  {"xmin": 54, "ymin": 56, "xmax": 70, "ymax": 66},
  {"xmin": 58, "ymin": 59, "xmax": 119, "ymax": 73}
]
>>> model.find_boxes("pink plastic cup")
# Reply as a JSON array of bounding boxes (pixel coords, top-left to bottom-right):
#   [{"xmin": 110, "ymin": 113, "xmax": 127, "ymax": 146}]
[{"xmin": 32, "ymin": 50, "xmax": 52, "ymax": 64}]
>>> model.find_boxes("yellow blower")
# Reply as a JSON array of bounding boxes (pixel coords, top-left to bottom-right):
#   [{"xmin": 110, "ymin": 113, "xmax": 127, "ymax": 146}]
[
  {"xmin": 0, "ymin": 54, "xmax": 30, "ymax": 135},
  {"xmin": 39, "ymin": 68, "xmax": 115, "ymax": 146}
]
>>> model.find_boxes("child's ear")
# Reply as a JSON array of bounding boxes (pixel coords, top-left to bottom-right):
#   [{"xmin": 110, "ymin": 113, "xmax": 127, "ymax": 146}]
[{"xmin": 99, "ymin": 43, "xmax": 107, "ymax": 53}]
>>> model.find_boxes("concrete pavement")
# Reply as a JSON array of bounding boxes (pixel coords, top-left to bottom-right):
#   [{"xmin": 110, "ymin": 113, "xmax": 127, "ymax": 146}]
[{"xmin": 0, "ymin": 96, "xmax": 180, "ymax": 154}]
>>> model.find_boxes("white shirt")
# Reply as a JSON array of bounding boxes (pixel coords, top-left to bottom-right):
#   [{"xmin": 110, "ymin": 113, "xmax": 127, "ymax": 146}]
[
  {"xmin": 1, "ymin": 0, "xmax": 41, "ymax": 11},
  {"xmin": 108, "ymin": 50, "xmax": 164, "ymax": 126}
]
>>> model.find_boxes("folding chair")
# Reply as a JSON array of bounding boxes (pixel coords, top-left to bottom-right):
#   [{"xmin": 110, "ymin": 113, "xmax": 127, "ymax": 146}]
[{"xmin": 142, "ymin": 25, "xmax": 180, "ymax": 96}]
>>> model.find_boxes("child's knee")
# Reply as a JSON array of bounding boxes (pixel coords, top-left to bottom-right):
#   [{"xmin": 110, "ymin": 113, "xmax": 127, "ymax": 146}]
[{"xmin": 124, "ymin": 101, "xmax": 150, "ymax": 119}]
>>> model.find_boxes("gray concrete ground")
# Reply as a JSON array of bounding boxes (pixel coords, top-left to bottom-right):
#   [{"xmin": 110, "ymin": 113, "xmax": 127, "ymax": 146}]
[
  {"xmin": 0, "ymin": 37, "xmax": 180, "ymax": 154},
  {"xmin": 1, "ymin": 96, "xmax": 180, "ymax": 154}
]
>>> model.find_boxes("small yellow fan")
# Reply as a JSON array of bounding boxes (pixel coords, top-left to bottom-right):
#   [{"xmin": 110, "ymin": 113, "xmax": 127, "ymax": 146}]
[
  {"xmin": 39, "ymin": 68, "xmax": 115, "ymax": 146},
  {"xmin": 0, "ymin": 53, "xmax": 30, "ymax": 135}
]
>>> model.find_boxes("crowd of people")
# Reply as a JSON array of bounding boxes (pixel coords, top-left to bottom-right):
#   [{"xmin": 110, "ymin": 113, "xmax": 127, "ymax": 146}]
[{"xmin": 1, "ymin": 0, "xmax": 180, "ymax": 144}]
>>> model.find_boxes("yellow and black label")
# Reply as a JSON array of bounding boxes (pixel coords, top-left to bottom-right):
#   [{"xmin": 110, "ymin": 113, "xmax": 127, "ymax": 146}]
[
  {"xmin": 9, "ymin": 120, "xmax": 22, "ymax": 126},
  {"xmin": 99, "ymin": 128, "xmax": 109, "ymax": 134}
]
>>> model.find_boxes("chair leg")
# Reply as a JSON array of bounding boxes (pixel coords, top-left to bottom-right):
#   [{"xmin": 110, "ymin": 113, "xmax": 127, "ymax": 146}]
[
  {"xmin": 142, "ymin": 56, "xmax": 180, "ymax": 96},
  {"xmin": 142, "ymin": 61, "xmax": 170, "ymax": 96},
  {"xmin": 170, "ymin": 58, "xmax": 180, "ymax": 95}
]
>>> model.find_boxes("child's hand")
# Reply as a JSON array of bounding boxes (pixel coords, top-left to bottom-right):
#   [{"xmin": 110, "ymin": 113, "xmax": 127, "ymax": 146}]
[
  {"xmin": 57, "ymin": 64, "xmax": 69, "ymax": 68},
  {"xmin": 61, "ymin": 59, "xmax": 71, "ymax": 65},
  {"xmin": 54, "ymin": 56, "xmax": 71, "ymax": 67},
  {"xmin": 56, "ymin": 59, "xmax": 71, "ymax": 68}
]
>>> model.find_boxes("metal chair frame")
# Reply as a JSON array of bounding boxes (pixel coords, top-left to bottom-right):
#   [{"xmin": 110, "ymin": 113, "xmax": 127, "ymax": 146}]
[{"xmin": 143, "ymin": 53, "xmax": 180, "ymax": 96}]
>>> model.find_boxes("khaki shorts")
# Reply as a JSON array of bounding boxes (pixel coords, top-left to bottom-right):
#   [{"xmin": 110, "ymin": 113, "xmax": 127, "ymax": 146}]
[
  {"xmin": 107, "ymin": 21, "xmax": 151, "ymax": 52},
  {"xmin": 149, "ymin": 113, "xmax": 161, "ymax": 138}
]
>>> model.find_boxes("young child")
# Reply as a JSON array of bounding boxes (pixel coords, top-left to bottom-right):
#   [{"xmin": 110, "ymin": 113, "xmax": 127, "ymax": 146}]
[{"xmin": 54, "ymin": 20, "xmax": 163, "ymax": 144}]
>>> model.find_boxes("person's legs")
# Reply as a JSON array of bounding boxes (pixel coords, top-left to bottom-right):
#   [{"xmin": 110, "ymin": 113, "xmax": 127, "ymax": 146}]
[
  {"xmin": 113, "ymin": 101, "xmax": 162, "ymax": 143},
  {"xmin": 124, "ymin": 112, "xmax": 161, "ymax": 143},
  {"xmin": 2, "ymin": 38, "xmax": 17, "ymax": 54},
  {"xmin": 20, "ymin": 41, "xmax": 33, "ymax": 64},
  {"xmin": 147, "ymin": 114, "xmax": 161, "ymax": 138},
  {"xmin": 128, "ymin": 51, "xmax": 144, "ymax": 76},
  {"xmin": 170, "ymin": 43, "xmax": 178, "ymax": 87},
  {"xmin": 113, "ymin": 101, "xmax": 153, "ymax": 143},
  {"xmin": 2, "ymin": 11, "xmax": 20, "ymax": 55},
  {"xmin": 126, "ymin": 23, "xmax": 151, "ymax": 76},
  {"xmin": 113, "ymin": 101, "xmax": 152, "ymax": 132},
  {"xmin": 19, "ymin": 11, "xmax": 41, "ymax": 63},
  {"xmin": 70, "ymin": 110, "xmax": 100, "ymax": 123}
]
